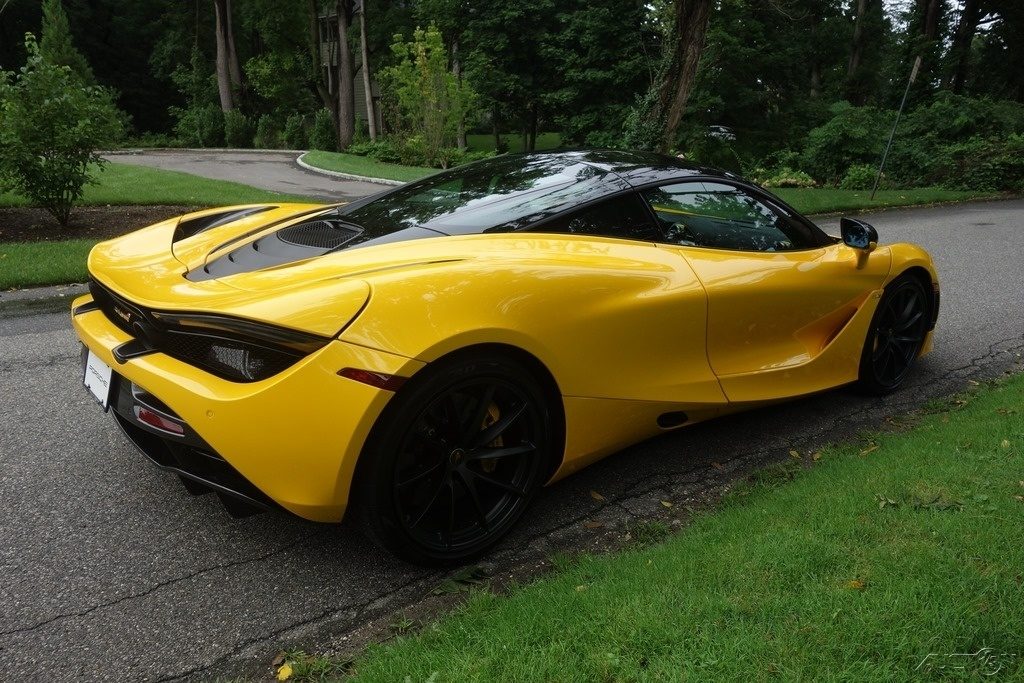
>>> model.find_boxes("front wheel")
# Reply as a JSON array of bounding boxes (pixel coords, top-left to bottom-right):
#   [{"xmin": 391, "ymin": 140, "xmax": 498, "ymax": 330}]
[
  {"xmin": 352, "ymin": 353, "xmax": 553, "ymax": 565},
  {"xmin": 856, "ymin": 274, "xmax": 930, "ymax": 395}
]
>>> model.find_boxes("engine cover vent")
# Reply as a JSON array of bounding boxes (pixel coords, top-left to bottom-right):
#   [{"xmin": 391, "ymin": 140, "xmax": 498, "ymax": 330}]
[{"xmin": 278, "ymin": 219, "xmax": 361, "ymax": 250}]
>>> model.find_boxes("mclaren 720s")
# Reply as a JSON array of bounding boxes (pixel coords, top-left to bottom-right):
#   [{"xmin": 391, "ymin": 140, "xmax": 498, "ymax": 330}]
[{"xmin": 72, "ymin": 150, "xmax": 939, "ymax": 563}]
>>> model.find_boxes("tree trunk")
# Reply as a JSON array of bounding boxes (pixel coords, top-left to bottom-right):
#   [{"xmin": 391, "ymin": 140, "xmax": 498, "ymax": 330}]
[
  {"xmin": 336, "ymin": 0, "xmax": 355, "ymax": 150},
  {"xmin": 358, "ymin": 0, "xmax": 377, "ymax": 140},
  {"xmin": 846, "ymin": 0, "xmax": 869, "ymax": 103},
  {"xmin": 809, "ymin": 9, "xmax": 821, "ymax": 98},
  {"xmin": 528, "ymin": 103, "xmax": 538, "ymax": 152},
  {"xmin": 492, "ymin": 105, "xmax": 501, "ymax": 151},
  {"xmin": 946, "ymin": 0, "xmax": 980, "ymax": 93},
  {"xmin": 213, "ymin": 0, "xmax": 235, "ymax": 110},
  {"xmin": 224, "ymin": 0, "xmax": 242, "ymax": 92},
  {"xmin": 307, "ymin": 0, "xmax": 338, "ymax": 123},
  {"xmin": 655, "ymin": 0, "xmax": 713, "ymax": 153},
  {"xmin": 452, "ymin": 38, "xmax": 466, "ymax": 151}
]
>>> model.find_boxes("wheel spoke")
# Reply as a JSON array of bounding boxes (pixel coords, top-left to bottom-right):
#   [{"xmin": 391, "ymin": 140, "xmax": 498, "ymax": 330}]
[
  {"xmin": 872, "ymin": 336, "xmax": 890, "ymax": 362},
  {"xmin": 472, "ymin": 442, "xmax": 536, "ymax": 461},
  {"xmin": 472, "ymin": 402, "xmax": 527, "ymax": 447},
  {"xmin": 439, "ymin": 393, "xmax": 462, "ymax": 441},
  {"xmin": 462, "ymin": 384, "xmax": 496, "ymax": 441},
  {"xmin": 408, "ymin": 477, "xmax": 448, "ymax": 530},
  {"xmin": 456, "ymin": 469, "xmax": 490, "ymax": 531},
  {"xmin": 469, "ymin": 469, "xmax": 528, "ymax": 497},
  {"xmin": 895, "ymin": 310, "xmax": 923, "ymax": 331},
  {"xmin": 396, "ymin": 461, "xmax": 443, "ymax": 489}
]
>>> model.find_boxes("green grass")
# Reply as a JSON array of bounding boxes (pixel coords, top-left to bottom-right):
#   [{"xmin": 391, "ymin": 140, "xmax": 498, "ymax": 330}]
[
  {"xmin": 0, "ymin": 162, "xmax": 314, "ymax": 208},
  {"xmin": 775, "ymin": 187, "xmax": 996, "ymax": 215},
  {"xmin": 300, "ymin": 151, "xmax": 436, "ymax": 183},
  {"xmin": 335, "ymin": 377, "xmax": 1024, "ymax": 681},
  {"xmin": 466, "ymin": 132, "xmax": 562, "ymax": 153},
  {"xmin": 0, "ymin": 239, "xmax": 96, "ymax": 289}
]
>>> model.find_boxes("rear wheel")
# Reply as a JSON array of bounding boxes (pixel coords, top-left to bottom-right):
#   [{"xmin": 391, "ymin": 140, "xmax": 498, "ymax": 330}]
[
  {"xmin": 856, "ymin": 274, "xmax": 929, "ymax": 395},
  {"xmin": 353, "ymin": 353, "xmax": 552, "ymax": 565}
]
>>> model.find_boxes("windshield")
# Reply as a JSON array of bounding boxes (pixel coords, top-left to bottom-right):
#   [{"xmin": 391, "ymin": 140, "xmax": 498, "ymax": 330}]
[{"xmin": 335, "ymin": 153, "xmax": 626, "ymax": 235}]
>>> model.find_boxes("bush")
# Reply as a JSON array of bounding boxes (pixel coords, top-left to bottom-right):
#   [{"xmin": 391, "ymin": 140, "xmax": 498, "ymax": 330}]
[
  {"xmin": 759, "ymin": 168, "xmax": 816, "ymax": 188},
  {"xmin": 283, "ymin": 113, "xmax": 306, "ymax": 149},
  {"xmin": 173, "ymin": 104, "xmax": 223, "ymax": 147},
  {"xmin": 253, "ymin": 114, "xmax": 280, "ymax": 148},
  {"xmin": 801, "ymin": 102, "xmax": 888, "ymax": 183},
  {"xmin": 0, "ymin": 34, "xmax": 123, "ymax": 225},
  {"xmin": 938, "ymin": 135, "xmax": 1024, "ymax": 193},
  {"xmin": 347, "ymin": 138, "xmax": 403, "ymax": 163},
  {"xmin": 308, "ymin": 108, "xmax": 336, "ymax": 151},
  {"xmin": 840, "ymin": 164, "xmax": 877, "ymax": 190},
  {"xmin": 223, "ymin": 110, "xmax": 252, "ymax": 148}
]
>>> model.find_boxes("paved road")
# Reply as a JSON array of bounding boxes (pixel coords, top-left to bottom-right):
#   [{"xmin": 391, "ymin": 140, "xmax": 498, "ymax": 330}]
[
  {"xmin": 2, "ymin": 200, "xmax": 1023, "ymax": 681},
  {"xmin": 107, "ymin": 150, "xmax": 388, "ymax": 202}
]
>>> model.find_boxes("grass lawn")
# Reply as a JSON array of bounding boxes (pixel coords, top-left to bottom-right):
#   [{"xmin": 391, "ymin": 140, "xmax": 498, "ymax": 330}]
[
  {"xmin": 309, "ymin": 376, "xmax": 1024, "ymax": 681},
  {"xmin": 300, "ymin": 151, "xmax": 436, "ymax": 183},
  {"xmin": 775, "ymin": 187, "xmax": 995, "ymax": 215},
  {"xmin": 0, "ymin": 162, "xmax": 314, "ymax": 208},
  {"xmin": 0, "ymin": 239, "xmax": 96, "ymax": 289}
]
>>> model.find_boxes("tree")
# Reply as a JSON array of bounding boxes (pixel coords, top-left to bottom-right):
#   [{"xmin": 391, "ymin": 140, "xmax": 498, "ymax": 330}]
[
  {"xmin": 945, "ymin": 0, "xmax": 982, "ymax": 94},
  {"xmin": 40, "ymin": 0, "xmax": 94, "ymax": 83},
  {"xmin": 358, "ymin": 0, "xmax": 378, "ymax": 140},
  {"xmin": 213, "ymin": 0, "xmax": 242, "ymax": 110},
  {"xmin": 380, "ymin": 25, "xmax": 477, "ymax": 166},
  {"xmin": 336, "ymin": 0, "xmax": 356, "ymax": 149},
  {"xmin": 626, "ymin": 0, "xmax": 713, "ymax": 152},
  {"xmin": 0, "ymin": 34, "xmax": 122, "ymax": 225}
]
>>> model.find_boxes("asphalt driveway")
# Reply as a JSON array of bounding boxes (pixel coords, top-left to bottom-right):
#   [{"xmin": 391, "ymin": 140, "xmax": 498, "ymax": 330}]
[
  {"xmin": 1, "ymin": 199, "xmax": 1022, "ymax": 681},
  {"xmin": 107, "ymin": 150, "xmax": 388, "ymax": 201}
]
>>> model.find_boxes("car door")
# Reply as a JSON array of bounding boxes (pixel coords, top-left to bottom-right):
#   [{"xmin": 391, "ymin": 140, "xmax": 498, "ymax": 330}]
[{"xmin": 640, "ymin": 180, "xmax": 892, "ymax": 403}]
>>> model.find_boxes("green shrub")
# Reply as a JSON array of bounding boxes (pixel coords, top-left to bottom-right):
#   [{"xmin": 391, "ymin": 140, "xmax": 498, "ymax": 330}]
[
  {"xmin": 801, "ymin": 102, "xmax": 888, "ymax": 183},
  {"xmin": 938, "ymin": 135, "xmax": 1024, "ymax": 192},
  {"xmin": 282, "ymin": 113, "xmax": 306, "ymax": 149},
  {"xmin": 253, "ymin": 114, "xmax": 280, "ymax": 149},
  {"xmin": 169, "ymin": 47, "xmax": 222, "ymax": 147},
  {"xmin": 308, "ymin": 108, "xmax": 337, "ymax": 151},
  {"xmin": 0, "ymin": 33, "xmax": 123, "ymax": 225},
  {"xmin": 759, "ymin": 167, "xmax": 816, "ymax": 188},
  {"xmin": 223, "ymin": 110, "xmax": 252, "ymax": 148},
  {"xmin": 840, "ymin": 163, "xmax": 878, "ymax": 190}
]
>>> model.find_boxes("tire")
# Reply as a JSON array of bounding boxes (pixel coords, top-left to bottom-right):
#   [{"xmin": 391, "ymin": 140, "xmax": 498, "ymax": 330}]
[
  {"xmin": 855, "ymin": 274, "xmax": 930, "ymax": 395},
  {"xmin": 352, "ymin": 352, "xmax": 553, "ymax": 565}
]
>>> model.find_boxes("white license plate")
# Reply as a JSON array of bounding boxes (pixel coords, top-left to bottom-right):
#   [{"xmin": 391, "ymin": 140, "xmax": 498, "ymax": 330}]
[{"xmin": 83, "ymin": 349, "xmax": 113, "ymax": 409}]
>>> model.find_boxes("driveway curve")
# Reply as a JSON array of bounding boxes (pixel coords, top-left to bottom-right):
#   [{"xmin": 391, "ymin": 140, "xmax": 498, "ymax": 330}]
[{"xmin": 107, "ymin": 149, "xmax": 388, "ymax": 202}]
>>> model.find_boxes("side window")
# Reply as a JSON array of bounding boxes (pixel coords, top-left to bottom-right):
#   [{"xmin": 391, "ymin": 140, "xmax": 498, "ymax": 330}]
[
  {"xmin": 532, "ymin": 193, "xmax": 661, "ymax": 241},
  {"xmin": 642, "ymin": 181, "xmax": 812, "ymax": 252}
]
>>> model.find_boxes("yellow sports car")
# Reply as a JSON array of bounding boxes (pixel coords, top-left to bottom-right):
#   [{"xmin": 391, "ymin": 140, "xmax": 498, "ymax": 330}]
[{"xmin": 72, "ymin": 150, "xmax": 939, "ymax": 563}]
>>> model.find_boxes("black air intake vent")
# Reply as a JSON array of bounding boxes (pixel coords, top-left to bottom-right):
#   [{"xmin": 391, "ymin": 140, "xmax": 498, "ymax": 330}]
[
  {"xmin": 277, "ymin": 219, "xmax": 360, "ymax": 249},
  {"xmin": 173, "ymin": 206, "xmax": 275, "ymax": 242}
]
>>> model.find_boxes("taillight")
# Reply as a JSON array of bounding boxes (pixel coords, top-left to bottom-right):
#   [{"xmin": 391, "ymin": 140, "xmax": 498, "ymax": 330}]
[{"xmin": 134, "ymin": 406, "xmax": 185, "ymax": 436}]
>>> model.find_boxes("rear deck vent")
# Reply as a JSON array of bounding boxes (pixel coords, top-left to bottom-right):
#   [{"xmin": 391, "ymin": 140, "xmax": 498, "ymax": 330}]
[{"xmin": 278, "ymin": 220, "xmax": 360, "ymax": 250}]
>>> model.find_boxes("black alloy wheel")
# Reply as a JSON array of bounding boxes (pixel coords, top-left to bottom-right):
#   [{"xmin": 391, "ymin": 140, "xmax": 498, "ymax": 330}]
[
  {"xmin": 857, "ymin": 275, "xmax": 930, "ymax": 394},
  {"xmin": 354, "ymin": 353, "xmax": 551, "ymax": 565}
]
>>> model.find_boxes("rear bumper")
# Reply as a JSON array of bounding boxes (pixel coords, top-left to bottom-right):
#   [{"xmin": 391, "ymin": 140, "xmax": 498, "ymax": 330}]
[{"xmin": 72, "ymin": 294, "xmax": 424, "ymax": 522}]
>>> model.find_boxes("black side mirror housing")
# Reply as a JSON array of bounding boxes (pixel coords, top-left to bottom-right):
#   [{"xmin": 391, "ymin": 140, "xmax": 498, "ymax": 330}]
[{"xmin": 840, "ymin": 217, "xmax": 879, "ymax": 251}]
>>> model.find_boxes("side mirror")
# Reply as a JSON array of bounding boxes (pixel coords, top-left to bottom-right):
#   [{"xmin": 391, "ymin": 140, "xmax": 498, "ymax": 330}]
[{"xmin": 840, "ymin": 217, "xmax": 878, "ymax": 251}]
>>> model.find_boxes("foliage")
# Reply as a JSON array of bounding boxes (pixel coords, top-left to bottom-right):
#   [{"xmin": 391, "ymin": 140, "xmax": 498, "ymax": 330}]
[
  {"xmin": 40, "ymin": 0, "xmax": 95, "ymax": 84},
  {"xmin": 169, "ymin": 46, "xmax": 223, "ymax": 147},
  {"xmin": 380, "ymin": 25, "xmax": 478, "ymax": 168},
  {"xmin": 282, "ymin": 113, "xmax": 307, "ymax": 150},
  {"xmin": 253, "ymin": 113, "xmax": 280, "ymax": 149},
  {"xmin": 222, "ymin": 109, "xmax": 252, "ymax": 148},
  {"xmin": 346, "ymin": 135, "xmax": 494, "ymax": 170},
  {"xmin": 801, "ymin": 102, "xmax": 887, "ymax": 183},
  {"xmin": 839, "ymin": 164, "xmax": 877, "ymax": 191},
  {"xmin": 308, "ymin": 108, "xmax": 337, "ymax": 152},
  {"xmin": 938, "ymin": 135, "xmax": 1024, "ymax": 193},
  {"xmin": 760, "ymin": 168, "xmax": 817, "ymax": 189},
  {"xmin": 0, "ymin": 34, "xmax": 123, "ymax": 225}
]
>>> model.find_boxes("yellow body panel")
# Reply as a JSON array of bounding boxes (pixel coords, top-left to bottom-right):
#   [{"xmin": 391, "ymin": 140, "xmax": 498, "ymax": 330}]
[{"xmin": 71, "ymin": 202, "xmax": 940, "ymax": 521}]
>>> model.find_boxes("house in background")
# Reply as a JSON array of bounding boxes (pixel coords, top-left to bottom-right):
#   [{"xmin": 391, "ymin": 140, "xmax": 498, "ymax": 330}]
[{"xmin": 318, "ymin": 7, "xmax": 383, "ymax": 134}]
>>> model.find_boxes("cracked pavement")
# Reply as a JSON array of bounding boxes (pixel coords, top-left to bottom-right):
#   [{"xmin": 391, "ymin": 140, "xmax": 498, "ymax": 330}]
[{"xmin": 1, "ymin": 199, "xmax": 1022, "ymax": 681}]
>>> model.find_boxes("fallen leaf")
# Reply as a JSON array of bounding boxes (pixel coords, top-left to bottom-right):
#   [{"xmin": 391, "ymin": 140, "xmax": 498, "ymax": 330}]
[
  {"xmin": 846, "ymin": 579, "xmax": 866, "ymax": 590},
  {"xmin": 277, "ymin": 663, "xmax": 294, "ymax": 681},
  {"xmin": 968, "ymin": 379, "xmax": 980, "ymax": 386},
  {"xmin": 711, "ymin": 462, "xmax": 724, "ymax": 470},
  {"xmin": 811, "ymin": 452, "xmax": 822, "ymax": 462},
  {"xmin": 271, "ymin": 651, "xmax": 286, "ymax": 667},
  {"xmin": 1014, "ymin": 496, "xmax": 1024, "ymax": 503},
  {"xmin": 789, "ymin": 449, "xmax": 801, "ymax": 460},
  {"xmin": 623, "ymin": 533, "xmax": 632, "ymax": 542},
  {"xmin": 575, "ymin": 585, "xmax": 588, "ymax": 592},
  {"xmin": 860, "ymin": 443, "xmax": 879, "ymax": 455},
  {"xmin": 661, "ymin": 500, "xmax": 673, "ymax": 508},
  {"xmin": 583, "ymin": 520, "xmax": 603, "ymax": 529},
  {"xmin": 590, "ymin": 490, "xmax": 606, "ymax": 502},
  {"xmin": 1001, "ymin": 439, "xmax": 1011, "ymax": 449}
]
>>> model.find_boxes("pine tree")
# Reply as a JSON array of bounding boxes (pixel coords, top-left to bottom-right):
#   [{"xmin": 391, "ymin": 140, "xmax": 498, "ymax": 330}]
[{"xmin": 39, "ymin": 0, "xmax": 95, "ymax": 84}]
